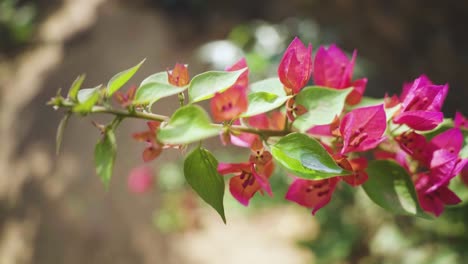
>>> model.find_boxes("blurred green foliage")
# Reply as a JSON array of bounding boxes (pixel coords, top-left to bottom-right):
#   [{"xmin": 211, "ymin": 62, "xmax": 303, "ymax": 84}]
[{"xmin": 0, "ymin": 0, "xmax": 36, "ymax": 53}]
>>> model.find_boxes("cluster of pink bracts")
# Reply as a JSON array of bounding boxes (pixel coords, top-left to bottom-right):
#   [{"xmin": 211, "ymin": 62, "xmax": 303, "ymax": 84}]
[{"xmin": 130, "ymin": 37, "xmax": 467, "ymax": 217}]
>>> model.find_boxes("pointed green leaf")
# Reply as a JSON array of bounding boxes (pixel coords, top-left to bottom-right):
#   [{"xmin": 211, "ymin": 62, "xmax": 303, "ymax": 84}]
[
  {"xmin": 158, "ymin": 105, "xmax": 221, "ymax": 144},
  {"xmin": 94, "ymin": 129, "xmax": 117, "ymax": 188},
  {"xmin": 271, "ymin": 133, "xmax": 349, "ymax": 179},
  {"xmin": 107, "ymin": 59, "xmax": 146, "ymax": 96},
  {"xmin": 363, "ymin": 160, "xmax": 432, "ymax": 218},
  {"xmin": 141, "ymin": 71, "xmax": 169, "ymax": 86},
  {"xmin": 133, "ymin": 82, "xmax": 186, "ymax": 106},
  {"xmin": 241, "ymin": 92, "xmax": 291, "ymax": 117},
  {"xmin": 184, "ymin": 147, "xmax": 226, "ymax": 223},
  {"xmin": 293, "ymin": 86, "xmax": 352, "ymax": 132},
  {"xmin": 67, "ymin": 74, "xmax": 85, "ymax": 101},
  {"xmin": 249, "ymin": 77, "xmax": 286, "ymax": 97},
  {"xmin": 56, "ymin": 112, "xmax": 71, "ymax": 155},
  {"xmin": 73, "ymin": 85, "xmax": 101, "ymax": 113},
  {"xmin": 188, "ymin": 68, "xmax": 246, "ymax": 102}
]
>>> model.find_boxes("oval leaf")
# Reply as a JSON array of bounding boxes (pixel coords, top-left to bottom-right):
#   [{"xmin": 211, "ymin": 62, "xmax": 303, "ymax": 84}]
[
  {"xmin": 107, "ymin": 59, "xmax": 146, "ymax": 96},
  {"xmin": 141, "ymin": 71, "xmax": 169, "ymax": 86},
  {"xmin": 133, "ymin": 82, "xmax": 186, "ymax": 106},
  {"xmin": 188, "ymin": 68, "xmax": 246, "ymax": 102},
  {"xmin": 241, "ymin": 92, "xmax": 291, "ymax": 117},
  {"xmin": 158, "ymin": 105, "xmax": 221, "ymax": 144},
  {"xmin": 94, "ymin": 129, "xmax": 117, "ymax": 188},
  {"xmin": 249, "ymin": 77, "xmax": 286, "ymax": 97},
  {"xmin": 362, "ymin": 160, "xmax": 431, "ymax": 218},
  {"xmin": 271, "ymin": 133, "xmax": 349, "ymax": 179},
  {"xmin": 293, "ymin": 86, "xmax": 352, "ymax": 132},
  {"xmin": 184, "ymin": 147, "xmax": 226, "ymax": 223}
]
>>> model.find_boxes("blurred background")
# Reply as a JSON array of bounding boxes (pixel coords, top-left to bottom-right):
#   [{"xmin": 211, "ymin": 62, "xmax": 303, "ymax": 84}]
[{"xmin": 1, "ymin": 0, "xmax": 468, "ymax": 263}]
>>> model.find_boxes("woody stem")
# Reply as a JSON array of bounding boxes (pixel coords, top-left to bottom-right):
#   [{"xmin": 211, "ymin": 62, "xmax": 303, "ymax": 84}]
[{"xmin": 57, "ymin": 102, "xmax": 291, "ymax": 138}]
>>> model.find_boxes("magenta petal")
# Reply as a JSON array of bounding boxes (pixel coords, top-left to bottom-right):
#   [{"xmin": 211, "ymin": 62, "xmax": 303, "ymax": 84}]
[
  {"xmin": 307, "ymin": 124, "xmax": 333, "ymax": 136},
  {"xmin": 454, "ymin": 112, "xmax": 468, "ymax": 129},
  {"xmin": 339, "ymin": 49, "xmax": 357, "ymax": 88},
  {"xmin": 128, "ymin": 166, "xmax": 154, "ymax": 194},
  {"xmin": 230, "ymin": 133, "xmax": 257, "ymax": 148},
  {"xmin": 427, "ymin": 155, "xmax": 468, "ymax": 193},
  {"xmin": 226, "ymin": 57, "xmax": 249, "ymax": 89},
  {"xmin": 419, "ymin": 191, "xmax": 445, "ymax": 217},
  {"xmin": 431, "ymin": 128, "xmax": 464, "ymax": 154},
  {"xmin": 313, "ymin": 45, "xmax": 349, "ymax": 88},
  {"xmin": 217, "ymin": 162, "xmax": 251, "ymax": 175},
  {"xmin": 393, "ymin": 111, "xmax": 443, "ymax": 131},
  {"xmin": 278, "ymin": 37, "xmax": 312, "ymax": 93},
  {"xmin": 229, "ymin": 175, "xmax": 252, "ymax": 206},
  {"xmin": 437, "ymin": 186, "xmax": 462, "ymax": 205},
  {"xmin": 312, "ymin": 46, "xmax": 328, "ymax": 87},
  {"xmin": 251, "ymin": 164, "xmax": 273, "ymax": 196},
  {"xmin": 430, "ymin": 149, "xmax": 458, "ymax": 169},
  {"xmin": 400, "ymin": 76, "xmax": 445, "ymax": 112},
  {"xmin": 346, "ymin": 78, "xmax": 367, "ymax": 105},
  {"xmin": 340, "ymin": 104, "xmax": 387, "ymax": 154},
  {"xmin": 285, "ymin": 178, "xmax": 339, "ymax": 215}
]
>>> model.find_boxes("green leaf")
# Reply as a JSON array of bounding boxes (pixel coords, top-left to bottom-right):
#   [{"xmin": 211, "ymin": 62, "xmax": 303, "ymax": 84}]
[
  {"xmin": 94, "ymin": 129, "xmax": 117, "ymax": 188},
  {"xmin": 67, "ymin": 74, "xmax": 85, "ymax": 101},
  {"xmin": 141, "ymin": 71, "xmax": 169, "ymax": 86},
  {"xmin": 249, "ymin": 77, "xmax": 286, "ymax": 97},
  {"xmin": 362, "ymin": 160, "xmax": 431, "ymax": 218},
  {"xmin": 158, "ymin": 105, "xmax": 221, "ymax": 144},
  {"xmin": 133, "ymin": 82, "xmax": 186, "ymax": 106},
  {"xmin": 188, "ymin": 68, "xmax": 246, "ymax": 102},
  {"xmin": 107, "ymin": 59, "xmax": 146, "ymax": 96},
  {"xmin": 349, "ymin": 96, "xmax": 383, "ymax": 108},
  {"xmin": 242, "ymin": 92, "xmax": 291, "ymax": 117},
  {"xmin": 271, "ymin": 133, "xmax": 349, "ymax": 179},
  {"xmin": 73, "ymin": 85, "xmax": 101, "ymax": 113},
  {"xmin": 184, "ymin": 147, "xmax": 226, "ymax": 223},
  {"xmin": 76, "ymin": 86, "xmax": 100, "ymax": 102},
  {"xmin": 293, "ymin": 86, "xmax": 352, "ymax": 132},
  {"xmin": 55, "ymin": 112, "xmax": 71, "ymax": 155}
]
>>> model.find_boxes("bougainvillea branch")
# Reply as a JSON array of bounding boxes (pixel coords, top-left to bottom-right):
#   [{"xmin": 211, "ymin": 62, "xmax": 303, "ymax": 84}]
[{"xmin": 49, "ymin": 37, "xmax": 468, "ymax": 223}]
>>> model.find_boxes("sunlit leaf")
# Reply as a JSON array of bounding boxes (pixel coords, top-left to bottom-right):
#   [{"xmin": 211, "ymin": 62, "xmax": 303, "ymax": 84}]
[
  {"xmin": 271, "ymin": 133, "xmax": 349, "ymax": 179},
  {"xmin": 133, "ymin": 82, "xmax": 186, "ymax": 106},
  {"xmin": 68, "ymin": 74, "xmax": 85, "ymax": 101},
  {"xmin": 242, "ymin": 92, "xmax": 291, "ymax": 117},
  {"xmin": 107, "ymin": 59, "xmax": 146, "ymax": 96},
  {"xmin": 293, "ymin": 86, "xmax": 352, "ymax": 132},
  {"xmin": 249, "ymin": 77, "xmax": 286, "ymax": 97},
  {"xmin": 158, "ymin": 105, "xmax": 221, "ymax": 144},
  {"xmin": 141, "ymin": 71, "xmax": 169, "ymax": 86},
  {"xmin": 188, "ymin": 68, "xmax": 246, "ymax": 102}
]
